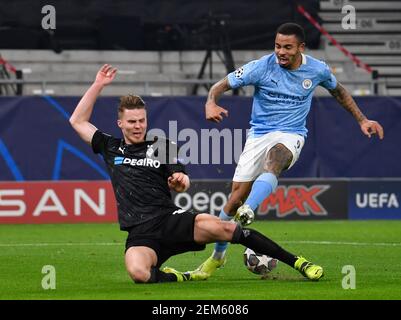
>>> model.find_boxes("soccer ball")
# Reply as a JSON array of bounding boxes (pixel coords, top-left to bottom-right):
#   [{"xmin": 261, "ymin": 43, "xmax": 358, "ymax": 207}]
[{"xmin": 243, "ymin": 248, "xmax": 278, "ymax": 275}]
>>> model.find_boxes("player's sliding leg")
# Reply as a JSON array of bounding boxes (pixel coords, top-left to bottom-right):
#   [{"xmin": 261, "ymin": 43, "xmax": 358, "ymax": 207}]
[
  {"xmin": 147, "ymin": 267, "xmax": 180, "ymax": 282},
  {"xmin": 125, "ymin": 246, "xmax": 208, "ymax": 283},
  {"xmin": 293, "ymin": 256, "xmax": 324, "ymax": 280},
  {"xmin": 201, "ymin": 176, "xmax": 280, "ymax": 276},
  {"xmin": 231, "ymin": 224, "xmax": 324, "ymax": 280},
  {"xmin": 198, "ymin": 173, "xmax": 278, "ymax": 276}
]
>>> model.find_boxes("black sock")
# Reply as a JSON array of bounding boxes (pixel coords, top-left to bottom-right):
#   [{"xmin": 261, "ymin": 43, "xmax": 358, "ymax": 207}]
[
  {"xmin": 232, "ymin": 225, "xmax": 297, "ymax": 268},
  {"xmin": 147, "ymin": 267, "xmax": 178, "ymax": 283}
]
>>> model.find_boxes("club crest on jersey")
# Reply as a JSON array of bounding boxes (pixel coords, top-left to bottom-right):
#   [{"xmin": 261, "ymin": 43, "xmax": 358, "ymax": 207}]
[
  {"xmin": 302, "ymin": 79, "xmax": 312, "ymax": 89},
  {"xmin": 234, "ymin": 67, "xmax": 244, "ymax": 78},
  {"xmin": 146, "ymin": 145, "xmax": 154, "ymax": 158}
]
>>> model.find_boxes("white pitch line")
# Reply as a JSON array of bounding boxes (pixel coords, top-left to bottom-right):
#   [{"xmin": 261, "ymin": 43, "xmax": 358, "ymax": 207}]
[
  {"xmin": 0, "ymin": 240, "xmax": 400, "ymax": 247},
  {"xmin": 281, "ymin": 240, "xmax": 401, "ymax": 247},
  {"xmin": 0, "ymin": 242, "xmax": 123, "ymax": 247}
]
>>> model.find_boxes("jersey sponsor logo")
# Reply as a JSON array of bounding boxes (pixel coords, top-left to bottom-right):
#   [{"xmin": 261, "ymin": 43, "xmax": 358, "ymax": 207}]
[
  {"xmin": 258, "ymin": 185, "xmax": 330, "ymax": 217},
  {"xmin": 234, "ymin": 67, "xmax": 244, "ymax": 78},
  {"xmin": 114, "ymin": 157, "xmax": 161, "ymax": 168},
  {"xmin": 266, "ymin": 91, "xmax": 308, "ymax": 102},
  {"xmin": 114, "ymin": 157, "xmax": 124, "ymax": 165},
  {"xmin": 302, "ymin": 79, "xmax": 313, "ymax": 89}
]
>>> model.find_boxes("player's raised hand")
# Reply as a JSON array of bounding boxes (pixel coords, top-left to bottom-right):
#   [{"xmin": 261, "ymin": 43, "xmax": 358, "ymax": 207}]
[
  {"xmin": 205, "ymin": 102, "xmax": 229, "ymax": 123},
  {"xmin": 360, "ymin": 119, "xmax": 384, "ymax": 139},
  {"xmin": 95, "ymin": 64, "xmax": 117, "ymax": 86}
]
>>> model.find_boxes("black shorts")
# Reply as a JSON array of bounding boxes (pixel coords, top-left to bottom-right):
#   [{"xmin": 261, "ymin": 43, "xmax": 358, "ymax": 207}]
[{"xmin": 125, "ymin": 210, "xmax": 206, "ymax": 267}]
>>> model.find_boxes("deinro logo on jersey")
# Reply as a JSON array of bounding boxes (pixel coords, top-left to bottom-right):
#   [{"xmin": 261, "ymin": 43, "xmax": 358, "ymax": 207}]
[{"xmin": 114, "ymin": 157, "xmax": 161, "ymax": 168}]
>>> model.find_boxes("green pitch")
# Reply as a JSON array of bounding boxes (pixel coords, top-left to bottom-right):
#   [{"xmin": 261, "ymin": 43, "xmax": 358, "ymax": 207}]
[{"xmin": 0, "ymin": 220, "xmax": 400, "ymax": 300}]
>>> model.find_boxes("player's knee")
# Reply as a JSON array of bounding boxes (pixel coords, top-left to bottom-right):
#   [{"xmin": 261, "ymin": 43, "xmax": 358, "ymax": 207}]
[
  {"xmin": 127, "ymin": 266, "xmax": 151, "ymax": 283},
  {"xmin": 262, "ymin": 165, "xmax": 281, "ymax": 177},
  {"xmin": 219, "ymin": 221, "xmax": 237, "ymax": 241}
]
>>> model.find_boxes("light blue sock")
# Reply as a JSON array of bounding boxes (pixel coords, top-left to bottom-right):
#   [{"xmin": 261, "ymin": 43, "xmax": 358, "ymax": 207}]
[
  {"xmin": 212, "ymin": 209, "xmax": 231, "ymax": 259},
  {"xmin": 245, "ymin": 172, "xmax": 278, "ymax": 211}
]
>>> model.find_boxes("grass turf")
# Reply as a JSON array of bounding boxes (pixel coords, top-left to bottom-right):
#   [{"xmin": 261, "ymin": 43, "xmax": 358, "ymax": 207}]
[{"xmin": 0, "ymin": 220, "xmax": 400, "ymax": 300}]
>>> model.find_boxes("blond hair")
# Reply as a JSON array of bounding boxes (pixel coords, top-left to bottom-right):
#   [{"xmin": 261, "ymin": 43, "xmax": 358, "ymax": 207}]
[{"xmin": 118, "ymin": 95, "xmax": 146, "ymax": 118}]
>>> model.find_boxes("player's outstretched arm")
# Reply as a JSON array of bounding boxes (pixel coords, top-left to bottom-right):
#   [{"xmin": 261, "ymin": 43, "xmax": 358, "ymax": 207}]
[
  {"xmin": 205, "ymin": 77, "xmax": 231, "ymax": 123},
  {"xmin": 328, "ymin": 82, "xmax": 384, "ymax": 139},
  {"xmin": 69, "ymin": 64, "xmax": 117, "ymax": 145}
]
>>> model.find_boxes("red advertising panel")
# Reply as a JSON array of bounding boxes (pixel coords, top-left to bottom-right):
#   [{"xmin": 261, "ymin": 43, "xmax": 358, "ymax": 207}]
[
  {"xmin": 256, "ymin": 181, "xmax": 348, "ymax": 220},
  {"xmin": 0, "ymin": 181, "xmax": 117, "ymax": 224},
  {"xmin": 173, "ymin": 179, "xmax": 348, "ymax": 220}
]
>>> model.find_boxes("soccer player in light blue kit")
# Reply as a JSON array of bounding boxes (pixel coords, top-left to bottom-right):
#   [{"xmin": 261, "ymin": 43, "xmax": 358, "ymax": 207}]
[{"xmin": 196, "ymin": 23, "xmax": 384, "ymax": 279}]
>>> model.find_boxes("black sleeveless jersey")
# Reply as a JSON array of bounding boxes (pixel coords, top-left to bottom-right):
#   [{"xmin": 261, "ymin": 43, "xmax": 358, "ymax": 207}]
[{"xmin": 91, "ymin": 130, "xmax": 185, "ymax": 231}]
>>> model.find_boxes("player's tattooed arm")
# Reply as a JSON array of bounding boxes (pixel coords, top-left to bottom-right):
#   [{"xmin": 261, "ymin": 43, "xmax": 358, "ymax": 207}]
[
  {"xmin": 328, "ymin": 82, "xmax": 384, "ymax": 139},
  {"xmin": 207, "ymin": 77, "xmax": 231, "ymax": 104},
  {"xmin": 328, "ymin": 82, "xmax": 367, "ymax": 123},
  {"xmin": 205, "ymin": 77, "xmax": 231, "ymax": 122}
]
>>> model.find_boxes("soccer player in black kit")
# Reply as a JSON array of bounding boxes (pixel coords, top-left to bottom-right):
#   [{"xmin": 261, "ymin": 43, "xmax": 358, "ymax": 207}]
[{"xmin": 70, "ymin": 64, "xmax": 324, "ymax": 283}]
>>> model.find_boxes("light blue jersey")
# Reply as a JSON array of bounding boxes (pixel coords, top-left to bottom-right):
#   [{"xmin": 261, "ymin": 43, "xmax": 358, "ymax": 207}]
[{"xmin": 227, "ymin": 53, "xmax": 337, "ymax": 137}]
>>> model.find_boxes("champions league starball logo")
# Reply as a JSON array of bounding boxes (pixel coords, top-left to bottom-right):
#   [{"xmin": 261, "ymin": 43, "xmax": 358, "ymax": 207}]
[
  {"xmin": 234, "ymin": 67, "xmax": 244, "ymax": 78},
  {"xmin": 302, "ymin": 79, "xmax": 312, "ymax": 89}
]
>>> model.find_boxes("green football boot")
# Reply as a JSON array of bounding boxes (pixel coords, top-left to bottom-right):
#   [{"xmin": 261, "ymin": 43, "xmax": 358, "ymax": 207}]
[
  {"xmin": 294, "ymin": 256, "xmax": 324, "ymax": 281},
  {"xmin": 162, "ymin": 267, "xmax": 209, "ymax": 282},
  {"xmin": 194, "ymin": 256, "xmax": 226, "ymax": 277}
]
